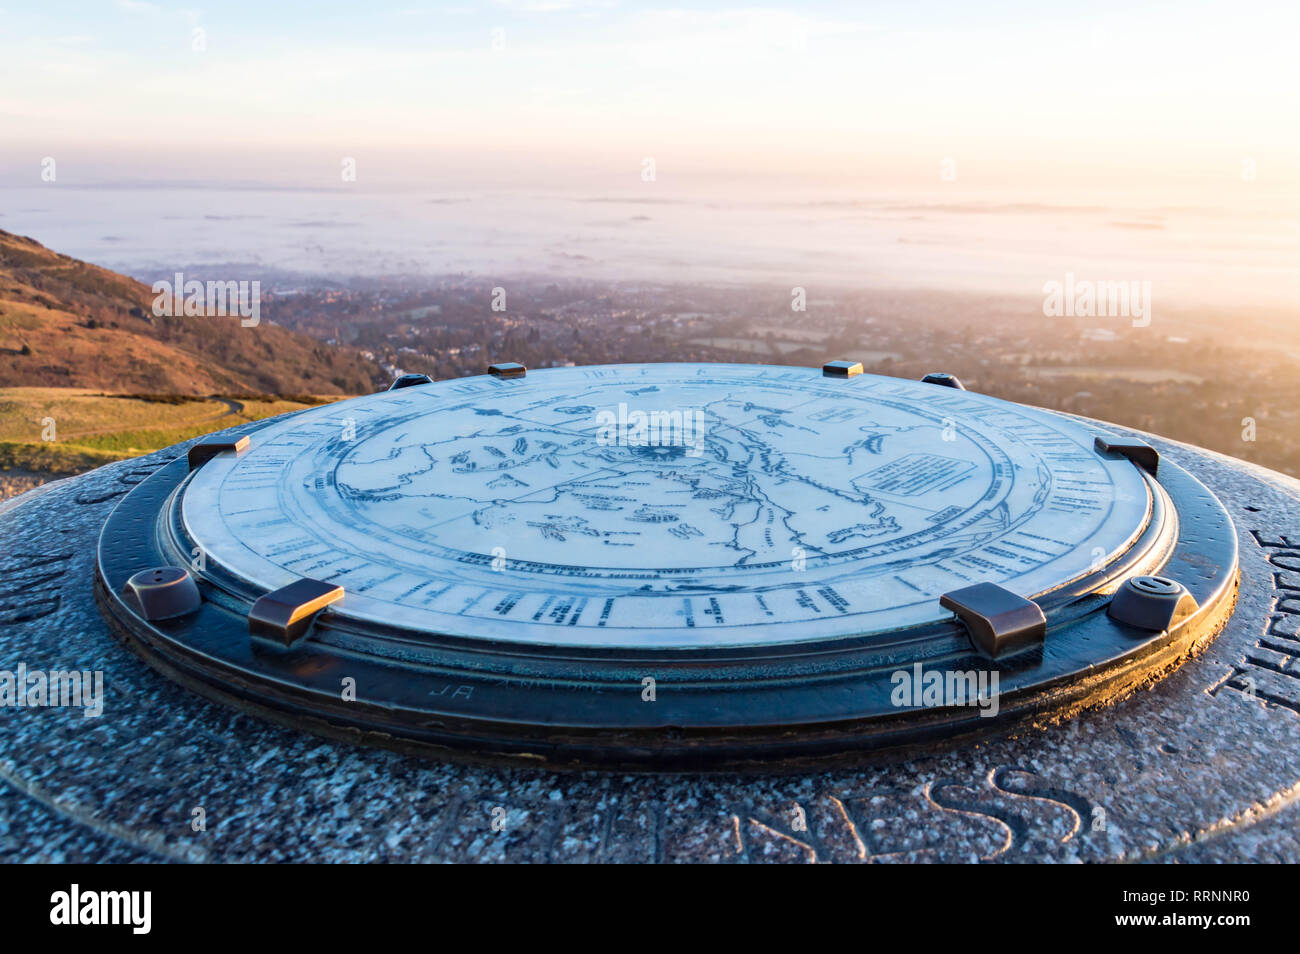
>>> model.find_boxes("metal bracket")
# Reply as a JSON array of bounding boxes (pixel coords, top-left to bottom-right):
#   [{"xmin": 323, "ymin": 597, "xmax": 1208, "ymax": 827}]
[
  {"xmin": 940, "ymin": 582, "xmax": 1046, "ymax": 658},
  {"xmin": 489, "ymin": 362, "xmax": 527, "ymax": 379},
  {"xmin": 822, "ymin": 360, "xmax": 863, "ymax": 378},
  {"xmin": 1094, "ymin": 436, "xmax": 1159, "ymax": 476},
  {"xmin": 188, "ymin": 435, "xmax": 250, "ymax": 470},
  {"xmin": 249, "ymin": 578, "xmax": 344, "ymax": 647}
]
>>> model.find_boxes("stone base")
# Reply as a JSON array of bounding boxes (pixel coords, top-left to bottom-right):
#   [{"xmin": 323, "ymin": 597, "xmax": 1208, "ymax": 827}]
[{"xmin": 1, "ymin": 428, "xmax": 1299, "ymax": 862}]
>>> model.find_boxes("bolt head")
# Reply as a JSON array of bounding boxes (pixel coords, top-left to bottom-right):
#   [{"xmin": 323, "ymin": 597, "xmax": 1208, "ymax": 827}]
[
  {"xmin": 921, "ymin": 372, "xmax": 966, "ymax": 390},
  {"xmin": 1108, "ymin": 575, "xmax": 1199, "ymax": 632},
  {"xmin": 123, "ymin": 566, "xmax": 202, "ymax": 621},
  {"xmin": 387, "ymin": 373, "xmax": 434, "ymax": 391}
]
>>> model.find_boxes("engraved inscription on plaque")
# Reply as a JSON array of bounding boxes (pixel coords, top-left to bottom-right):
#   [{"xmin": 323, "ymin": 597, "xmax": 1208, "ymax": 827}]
[
  {"xmin": 180, "ymin": 364, "xmax": 1149, "ymax": 648},
  {"xmin": 1213, "ymin": 530, "xmax": 1300, "ymax": 715}
]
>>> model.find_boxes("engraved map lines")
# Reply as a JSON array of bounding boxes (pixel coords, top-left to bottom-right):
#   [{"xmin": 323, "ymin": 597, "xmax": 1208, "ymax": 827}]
[{"xmin": 180, "ymin": 366, "xmax": 1145, "ymax": 646}]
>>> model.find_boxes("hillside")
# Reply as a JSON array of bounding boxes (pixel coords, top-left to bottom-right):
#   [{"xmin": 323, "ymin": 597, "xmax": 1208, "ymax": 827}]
[
  {"xmin": 0, "ymin": 230, "xmax": 382, "ymax": 394},
  {"xmin": 0, "ymin": 387, "xmax": 339, "ymax": 500}
]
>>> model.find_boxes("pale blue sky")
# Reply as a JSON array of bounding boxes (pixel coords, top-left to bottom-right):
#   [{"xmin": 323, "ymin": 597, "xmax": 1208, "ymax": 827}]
[{"xmin": 2, "ymin": 1, "xmax": 1297, "ymax": 193}]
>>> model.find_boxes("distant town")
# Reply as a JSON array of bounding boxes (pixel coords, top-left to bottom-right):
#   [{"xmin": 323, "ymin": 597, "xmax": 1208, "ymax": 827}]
[
  {"xmin": 4, "ymin": 241, "xmax": 1295, "ymax": 505},
  {"xmin": 255, "ymin": 274, "xmax": 1300, "ymax": 480}
]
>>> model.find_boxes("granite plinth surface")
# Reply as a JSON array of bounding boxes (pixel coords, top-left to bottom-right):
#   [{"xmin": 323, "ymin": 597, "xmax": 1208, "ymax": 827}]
[{"xmin": 1, "ymin": 424, "xmax": 1299, "ymax": 863}]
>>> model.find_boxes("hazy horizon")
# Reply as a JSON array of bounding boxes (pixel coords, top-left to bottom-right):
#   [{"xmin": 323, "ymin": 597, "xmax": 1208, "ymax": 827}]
[
  {"xmin": 4, "ymin": 178, "xmax": 1296, "ymax": 312},
  {"xmin": 3, "ymin": 1, "xmax": 1297, "ymax": 310}
]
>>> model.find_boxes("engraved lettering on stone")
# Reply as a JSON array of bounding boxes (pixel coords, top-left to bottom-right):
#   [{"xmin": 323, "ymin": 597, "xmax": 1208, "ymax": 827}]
[
  {"xmin": 1214, "ymin": 530, "xmax": 1300, "ymax": 714},
  {"xmin": 0, "ymin": 552, "xmax": 74, "ymax": 625}
]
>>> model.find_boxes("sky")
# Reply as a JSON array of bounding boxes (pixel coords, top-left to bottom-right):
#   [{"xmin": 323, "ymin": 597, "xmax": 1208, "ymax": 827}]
[
  {"xmin": 2, "ymin": 0, "xmax": 1299, "ymax": 197},
  {"xmin": 1, "ymin": 1, "xmax": 1296, "ymax": 309}
]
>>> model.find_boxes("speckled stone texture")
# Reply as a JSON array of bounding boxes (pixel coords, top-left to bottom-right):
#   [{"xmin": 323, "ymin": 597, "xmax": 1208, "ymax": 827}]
[{"xmin": 1, "ymin": 423, "xmax": 1299, "ymax": 863}]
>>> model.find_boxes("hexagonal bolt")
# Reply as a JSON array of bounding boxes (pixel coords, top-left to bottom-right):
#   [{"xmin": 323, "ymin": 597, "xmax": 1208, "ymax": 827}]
[
  {"xmin": 1107, "ymin": 576, "xmax": 1198, "ymax": 632},
  {"xmin": 188, "ymin": 435, "xmax": 250, "ymax": 470},
  {"xmin": 387, "ymin": 373, "xmax": 434, "ymax": 391},
  {"xmin": 488, "ymin": 362, "xmax": 527, "ymax": 379},
  {"xmin": 822, "ymin": 360, "xmax": 863, "ymax": 378},
  {"xmin": 920, "ymin": 372, "xmax": 966, "ymax": 390},
  {"xmin": 122, "ymin": 566, "xmax": 202, "ymax": 621}
]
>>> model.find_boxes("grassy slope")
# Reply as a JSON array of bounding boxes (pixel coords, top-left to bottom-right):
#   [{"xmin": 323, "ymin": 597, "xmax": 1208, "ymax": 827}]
[
  {"xmin": 0, "ymin": 229, "xmax": 382, "ymax": 395},
  {"xmin": 0, "ymin": 388, "xmax": 338, "ymax": 475}
]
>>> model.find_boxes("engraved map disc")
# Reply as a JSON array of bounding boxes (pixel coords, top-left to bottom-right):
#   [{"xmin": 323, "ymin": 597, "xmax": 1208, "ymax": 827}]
[
  {"xmin": 179, "ymin": 364, "xmax": 1150, "ymax": 649},
  {"xmin": 95, "ymin": 363, "xmax": 1239, "ymax": 768}
]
